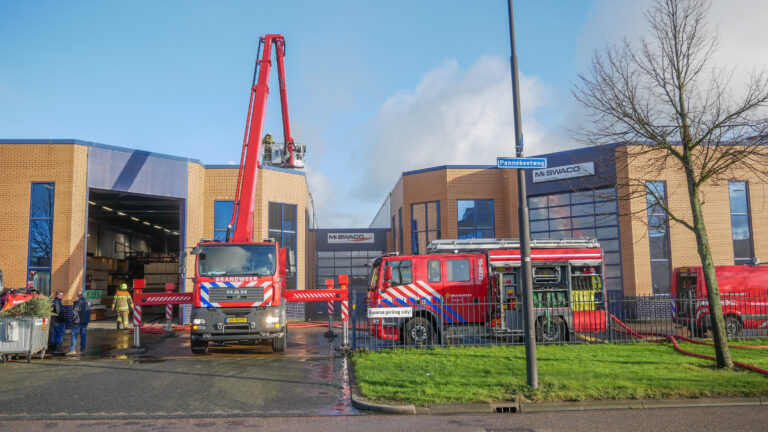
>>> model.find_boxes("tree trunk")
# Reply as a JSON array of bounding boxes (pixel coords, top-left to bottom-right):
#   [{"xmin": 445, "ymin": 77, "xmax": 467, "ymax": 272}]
[{"xmin": 684, "ymin": 168, "xmax": 733, "ymax": 369}]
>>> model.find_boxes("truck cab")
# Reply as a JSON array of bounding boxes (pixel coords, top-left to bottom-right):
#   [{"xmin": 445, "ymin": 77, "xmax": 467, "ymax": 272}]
[
  {"xmin": 190, "ymin": 240, "xmax": 288, "ymax": 354},
  {"xmin": 672, "ymin": 264, "xmax": 768, "ymax": 337}
]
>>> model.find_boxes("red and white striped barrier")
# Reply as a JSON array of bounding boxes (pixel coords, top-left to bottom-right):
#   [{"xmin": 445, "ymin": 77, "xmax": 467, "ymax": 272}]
[
  {"xmin": 341, "ymin": 300, "xmax": 348, "ymax": 322},
  {"xmin": 165, "ymin": 304, "xmax": 172, "ymax": 321},
  {"xmin": 133, "ymin": 305, "xmax": 142, "ymax": 327},
  {"xmin": 328, "ymin": 301, "xmax": 335, "ymax": 315}
]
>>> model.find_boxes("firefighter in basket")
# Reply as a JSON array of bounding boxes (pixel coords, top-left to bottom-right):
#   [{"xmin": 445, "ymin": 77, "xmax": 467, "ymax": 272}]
[{"xmin": 111, "ymin": 283, "xmax": 134, "ymax": 330}]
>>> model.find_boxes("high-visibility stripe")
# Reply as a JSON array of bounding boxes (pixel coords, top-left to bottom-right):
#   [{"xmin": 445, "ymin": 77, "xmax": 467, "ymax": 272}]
[{"xmin": 133, "ymin": 305, "xmax": 142, "ymax": 326}]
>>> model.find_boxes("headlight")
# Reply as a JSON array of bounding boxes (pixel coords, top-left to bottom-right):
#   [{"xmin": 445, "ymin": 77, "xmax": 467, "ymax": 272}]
[
  {"xmin": 193, "ymin": 318, "xmax": 206, "ymax": 325},
  {"xmin": 266, "ymin": 316, "xmax": 281, "ymax": 324}
]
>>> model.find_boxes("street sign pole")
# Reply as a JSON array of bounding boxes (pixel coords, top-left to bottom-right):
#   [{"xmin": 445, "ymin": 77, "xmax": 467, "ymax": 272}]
[{"xmin": 507, "ymin": 0, "xmax": 538, "ymax": 389}]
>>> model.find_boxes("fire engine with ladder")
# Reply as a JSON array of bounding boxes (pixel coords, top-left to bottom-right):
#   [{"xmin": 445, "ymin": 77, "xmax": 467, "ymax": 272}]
[
  {"xmin": 188, "ymin": 34, "xmax": 307, "ymax": 354},
  {"xmin": 367, "ymin": 238, "xmax": 608, "ymax": 344}
]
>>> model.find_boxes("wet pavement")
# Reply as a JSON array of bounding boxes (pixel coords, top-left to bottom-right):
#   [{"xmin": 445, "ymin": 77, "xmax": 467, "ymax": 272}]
[{"xmin": 0, "ymin": 322, "xmax": 358, "ymax": 420}]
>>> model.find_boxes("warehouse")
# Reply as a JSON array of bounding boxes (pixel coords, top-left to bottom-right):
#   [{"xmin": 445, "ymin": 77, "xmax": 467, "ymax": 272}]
[
  {"xmin": 370, "ymin": 143, "xmax": 768, "ymax": 298},
  {"xmin": 0, "ymin": 140, "xmax": 310, "ymax": 319}
]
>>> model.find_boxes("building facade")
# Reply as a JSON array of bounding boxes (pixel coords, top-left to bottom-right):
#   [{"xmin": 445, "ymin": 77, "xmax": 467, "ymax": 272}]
[
  {"xmin": 371, "ymin": 144, "xmax": 768, "ymax": 296},
  {"xmin": 0, "ymin": 140, "xmax": 311, "ymax": 309}
]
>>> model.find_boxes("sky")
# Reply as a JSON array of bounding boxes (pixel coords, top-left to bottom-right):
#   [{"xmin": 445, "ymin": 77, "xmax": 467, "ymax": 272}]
[{"xmin": 2, "ymin": 0, "xmax": 767, "ymax": 228}]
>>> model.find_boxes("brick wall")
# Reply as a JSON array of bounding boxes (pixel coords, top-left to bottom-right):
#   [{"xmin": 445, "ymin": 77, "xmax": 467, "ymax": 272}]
[
  {"xmin": 618, "ymin": 145, "xmax": 768, "ymax": 295},
  {"xmin": 201, "ymin": 167, "xmax": 310, "ymax": 290},
  {"xmin": 396, "ymin": 167, "xmax": 519, "ymax": 255},
  {"xmin": 0, "ymin": 144, "xmax": 88, "ymax": 304}
]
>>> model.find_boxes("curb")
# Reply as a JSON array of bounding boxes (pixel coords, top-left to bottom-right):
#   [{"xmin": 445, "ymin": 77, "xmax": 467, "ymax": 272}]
[{"xmin": 348, "ymin": 361, "xmax": 416, "ymax": 414}]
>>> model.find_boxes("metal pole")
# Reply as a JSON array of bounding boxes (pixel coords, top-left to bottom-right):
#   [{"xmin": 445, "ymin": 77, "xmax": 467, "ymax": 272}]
[{"xmin": 508, "ymin": 0, "xmax": 538, "ymax": 388}]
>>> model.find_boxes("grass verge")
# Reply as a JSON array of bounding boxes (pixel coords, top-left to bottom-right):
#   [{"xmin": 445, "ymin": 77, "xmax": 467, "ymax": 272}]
[{"xmin": 351, "ymin": 339, "xmax": 768, "ymax": 406}]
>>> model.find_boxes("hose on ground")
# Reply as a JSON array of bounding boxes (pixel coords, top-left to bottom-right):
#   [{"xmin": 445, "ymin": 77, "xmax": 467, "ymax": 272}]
[{"xmin": 610, "ymin": 314, "xmax": 768, "ymax": 375}]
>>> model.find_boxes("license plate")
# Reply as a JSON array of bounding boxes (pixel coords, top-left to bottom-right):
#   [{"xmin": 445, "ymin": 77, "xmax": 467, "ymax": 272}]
[{"xmin": 226, "ymin": 317, "xmax": 247, "ymax": 323}]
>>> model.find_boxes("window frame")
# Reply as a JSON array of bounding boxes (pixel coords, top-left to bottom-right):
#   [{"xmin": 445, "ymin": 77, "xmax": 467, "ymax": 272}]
[
  {"xmin": 268, "ymin": 201, "xmax": 298, "ymax": 289},
  {"xmin": 646, "ymin": 181, "xmax": 672, "ymax": 295},
  {"xmin": 456, "ymin": 199, "xmax": 495, "ymax": 239},
  {"xmin": 213, "ymin": 200, "xmax": 235, "ymax": 242},
  {"xmin": 27, "ymin": 182, "xmax": 55, "ymax": 296},
  {"xmin": 728, "ymin": 181, "xmax": 754, "ymax": 265}
]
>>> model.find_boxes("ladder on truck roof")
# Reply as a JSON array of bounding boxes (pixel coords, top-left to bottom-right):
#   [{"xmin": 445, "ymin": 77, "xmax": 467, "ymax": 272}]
[{"xmin": 426, "ymin": 238, "xmax": 601, "ymax": 254}]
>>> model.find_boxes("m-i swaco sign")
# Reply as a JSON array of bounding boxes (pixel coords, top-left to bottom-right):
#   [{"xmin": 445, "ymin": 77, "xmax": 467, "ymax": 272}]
[
  {"xmin": 532, "ymin": 162, "xmax": 595, "ymax": 183},
  {"xmin": 327, "ymin": 233, "xmax": 375, "ymax": 244}
]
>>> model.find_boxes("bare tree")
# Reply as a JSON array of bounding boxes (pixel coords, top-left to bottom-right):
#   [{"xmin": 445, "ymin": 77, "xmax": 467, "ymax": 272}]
[{"xmin": 573, "ymin": 0, "xmax": 768, "ymax": 369}]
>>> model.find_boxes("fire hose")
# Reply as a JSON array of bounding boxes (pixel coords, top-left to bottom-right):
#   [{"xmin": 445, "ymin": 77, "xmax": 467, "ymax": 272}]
[{"xmin": 610, "ymin": 314, "xmax": 768, "ymax": 375}]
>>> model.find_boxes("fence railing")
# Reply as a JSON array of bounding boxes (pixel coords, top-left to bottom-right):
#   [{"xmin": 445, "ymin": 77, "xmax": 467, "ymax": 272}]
[{"xmin": 350, "ymin": 291, "xmax": 768, "ymax": 351}]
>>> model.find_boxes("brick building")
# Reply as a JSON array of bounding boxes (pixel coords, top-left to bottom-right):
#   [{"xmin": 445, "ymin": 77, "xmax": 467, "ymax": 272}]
[
  {"xmin": 0, "ymin": 140, "xmax": 310, "ymax": 312},
  {"xmin": 371, "ymin": 144, "xmax": 768, "ymax": 296}
]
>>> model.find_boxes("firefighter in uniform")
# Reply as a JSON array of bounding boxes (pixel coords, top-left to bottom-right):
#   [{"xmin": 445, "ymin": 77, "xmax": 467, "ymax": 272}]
[{"xmin": 111, "ymin": 283, "xmax": 134, "ymax": 330}]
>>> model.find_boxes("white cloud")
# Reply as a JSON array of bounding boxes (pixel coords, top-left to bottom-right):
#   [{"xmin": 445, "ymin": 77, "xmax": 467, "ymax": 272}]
[
  {"xmin": 305, "ymin": 167, "xmax": 370, "ymax": 228},
  {"xmin": 352, "ymin": 55, "xmax": 567, "ymax": 202}
]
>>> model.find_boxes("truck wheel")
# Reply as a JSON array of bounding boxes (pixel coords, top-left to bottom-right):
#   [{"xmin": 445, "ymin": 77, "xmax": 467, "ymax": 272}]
[
  {"xmin": 404, "ymin": 317, "xmax": 435, "ymax": 345},
  {"xmin": 272, "ymin": 329, "xmax": 287, "ymax": 353},
  {"xmin": 724, "ymin": 316, "xmax": 742, "ymax": 338},
  {"xmin": 191, "ymin": 338, "xmax": 208, "ymax": 355},
  {"xmin": 536, "ymin": 316, "xmax": 566, "ymax": 343}
]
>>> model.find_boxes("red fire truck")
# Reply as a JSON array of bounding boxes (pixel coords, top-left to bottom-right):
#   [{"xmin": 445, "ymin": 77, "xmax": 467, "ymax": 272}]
[
  {"xmin": 367, "ymin": 238, "xmax": 608, "ymax": 344},
  {"xmin": 672, "ymin": 265, "xmax": 768, "ymax": 338},
  {"xmin": 189, "ymin": 34, "xmax": 304, "ymax": 354}
]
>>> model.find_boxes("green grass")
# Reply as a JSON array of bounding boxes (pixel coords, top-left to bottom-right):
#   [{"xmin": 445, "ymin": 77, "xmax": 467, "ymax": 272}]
[{"xmin": 351, "ymin": 339, "xmax": 768, "ymax": 406}]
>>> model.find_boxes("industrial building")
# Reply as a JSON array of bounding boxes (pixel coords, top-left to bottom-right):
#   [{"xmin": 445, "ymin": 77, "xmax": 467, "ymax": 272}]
[
  {"xmin": 2, "ymin": 139, "xmax": 766, "ymax": 320},
  {"xmin": 370, "ymin": 143, "xmax": 768, "ymax": 297},
  {"xmin": 0, "ymin": 140, "xmax": 310, "ymax": 318}
]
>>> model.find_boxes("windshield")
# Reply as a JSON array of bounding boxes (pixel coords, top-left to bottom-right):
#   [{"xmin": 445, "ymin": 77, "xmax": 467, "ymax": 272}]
[
  {"xmin": 198, "ymin": 244, "xmax": 276, "ymax": 277},
  {"xmin": 368, "ymin": 263, "xmax": 380, "ymax": 290}
]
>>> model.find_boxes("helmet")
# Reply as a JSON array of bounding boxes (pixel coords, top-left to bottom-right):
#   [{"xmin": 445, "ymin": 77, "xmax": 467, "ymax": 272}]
[{"xmin": 120, "ymin": 283, "xmax": 128, "ymax": 290}]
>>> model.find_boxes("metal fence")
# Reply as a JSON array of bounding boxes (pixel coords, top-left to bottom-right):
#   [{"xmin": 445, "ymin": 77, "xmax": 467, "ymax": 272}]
[{"xmin": 350, "ymin": 291, "xmax": 768, "ymax": 351}]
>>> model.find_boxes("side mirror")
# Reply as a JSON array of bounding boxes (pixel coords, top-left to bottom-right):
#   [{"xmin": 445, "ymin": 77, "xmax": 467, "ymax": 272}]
[
  {"xmin": 190, "ymin": 247, "xmax": 201, "ymax": 255},
  {"xmin": 384, "ymin": 266, "xmax": 392, "ymax": 282},
  {"xmin": 280, "ymin": 248, "xmax": 288, "ymax": 277},
  {"xmin": 383, "ymin": 281, "xmax": 391, "ymax": 289}
]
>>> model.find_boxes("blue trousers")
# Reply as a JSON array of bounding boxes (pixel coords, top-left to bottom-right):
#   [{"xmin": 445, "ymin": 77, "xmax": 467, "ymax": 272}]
[
  {"xmin": 70, "ymin": 324, "xmax": 87, "ymax": 352},
  {"xmin": 51, "ymin": 322, "xmax": 65, "ymax": 345}
]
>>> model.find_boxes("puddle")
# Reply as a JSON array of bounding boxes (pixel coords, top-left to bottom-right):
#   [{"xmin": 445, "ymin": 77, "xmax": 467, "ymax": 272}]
[{"xmin": 127, "ymin": 356, "xmax": 166, "ymax": 364}]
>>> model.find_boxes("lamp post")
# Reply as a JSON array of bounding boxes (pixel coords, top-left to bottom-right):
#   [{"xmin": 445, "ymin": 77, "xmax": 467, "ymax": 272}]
[{"xmin": 507, "ymin": 0, "xmax": 538, "ymax": 389}]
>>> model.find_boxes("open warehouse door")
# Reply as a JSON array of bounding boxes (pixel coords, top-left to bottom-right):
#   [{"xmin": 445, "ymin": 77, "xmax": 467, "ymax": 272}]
[{"xmin": 85, "ymin": 188, "xmax": 183, "ymax": 322}]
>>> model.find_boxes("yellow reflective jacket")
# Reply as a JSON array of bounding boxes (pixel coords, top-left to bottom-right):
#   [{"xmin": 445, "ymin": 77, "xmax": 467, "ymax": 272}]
[{"xmin": 112, "ymin": 290, "xmax": 134, "ymax": 311}]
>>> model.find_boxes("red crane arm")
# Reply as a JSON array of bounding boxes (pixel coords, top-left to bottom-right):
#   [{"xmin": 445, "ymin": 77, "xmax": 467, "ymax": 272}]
[{"xmin": 228, "ymin": 34, "xmax": 292, "ymax": 243}]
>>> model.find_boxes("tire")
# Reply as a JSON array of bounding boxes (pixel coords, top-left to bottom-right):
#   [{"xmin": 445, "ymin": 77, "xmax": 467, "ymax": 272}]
[
  {"xmin": 272, "ymin": 328, "xmax": 287, "ymax": 353},
  {"xmin": 191, "ymin": 338, "xmax": 209, "ymax": 355},
  {"xmin": 404, "ymin": 317, "xmax": 435, "ymax": 346},
  {"xmin": 724, "ymin": 316, "xmax": 743, "ymax": 338},
  {"xmin": 536, "ymin": 316, "xmax": 566, "ymax": 343}
]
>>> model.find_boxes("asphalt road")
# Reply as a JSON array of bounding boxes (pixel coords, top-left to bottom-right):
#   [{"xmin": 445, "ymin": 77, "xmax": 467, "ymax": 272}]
[
  {"xmin": 0, "ymin": 325, "xmax": 356, "ymax": 420},
  {"xmin": 1, "ymin": 407, "xmax": 767, "ymax": 431}
]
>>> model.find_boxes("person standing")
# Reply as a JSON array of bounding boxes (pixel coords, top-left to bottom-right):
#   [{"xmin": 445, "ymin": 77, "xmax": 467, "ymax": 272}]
[
  {"xmin": 111, "ymin": 283, "xmax": 134, "ymax": 330},
  {"xmin": 50, "ymin": 291, "xmax": 65, "ymax": 355},
  {"xmin": 67, "ymin": 290, "xmax": 90, "ymax": 356}
]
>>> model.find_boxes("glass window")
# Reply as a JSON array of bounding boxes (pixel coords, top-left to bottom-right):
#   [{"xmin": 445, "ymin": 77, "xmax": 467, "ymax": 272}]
[
  {"xmin": 596, "ymin": 227, "xmax": 618, "ymax": 239},
  {"xmin": 28, "ymin": 183, "xmax": 54, "ymax": 296},
  {"xmin": 447, "ymin": 259, "xmax": 471, "ymax": 282},
  {"xmin": 601, "ymin": 239, "xmax": 620, "ymax": 252},
  {"xmin": 604, "ymin": 252, "xmax": 621, "ymax": 266},
  {"xmin": 646, "ymin": 181, "xmax": 671, "ymax": 295},
  {"xmin": 549, "ymin": 218, "xmax": 571, "ymax": 231},
  {"xmin": 729, "ymin": 181, "xmax": 753, "ymax": 265},
  {"xmin": 594, "ymin": 188, "xmax": 617, "ymax": 201},
  {"xmin": 529, "ymin": 208, "xmax": 547, "ymax": 220},
  {"xmin": 570, "ymin": 216, "xmax": 591, "ymax": 229},
  {"xmin": 428, "ymin": 260, "xmax": 441, "ymax": 282},
  {"xmin": 571, "ymin": 203, "xmax": 594, "ymax": 217},
  {"xmin": 594, "ymin": 200, "xmax": 617, "ymax": 214},
  {"xmin": 595, "ymin": 213, "xmax": 617, "ymax": 227},
  {"xmin": 213, "ymin": 201, "xmax": 235, "ymax": 242},
  {"xmin": 388, "ymin": 260, "xmax": 412, "ymax": 285},
  {"xmin": 268, "ymin": 202, "xmax": 298, "ymax": 289},
  {"xmin": 548, "ymin": 206, "xmax": 570, "ymax": 219},
  {"xmin": 548, "ymin": 193, "xmax": 570, "ymax": 206},
  {"xmin": 530, "ymin": 220, "xmax": 548, "ymax": 232},
  {"xmin": 528, "ymin": 196, "xmax": 547, "ymax": 208},
  {"xmin": 457, "ymin": 200, "xmax": 495, "ymax": 239},
  {"xmin": 572, "ymin": 228, "xmax": 596, "ymax": 239},
  {"xmin": 411, "ymin": 201, "xmax": 441, "ymax": 255},
  {"xmin": 571, "ymin": 190, "xmax": 594, "ymax": 204}
]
